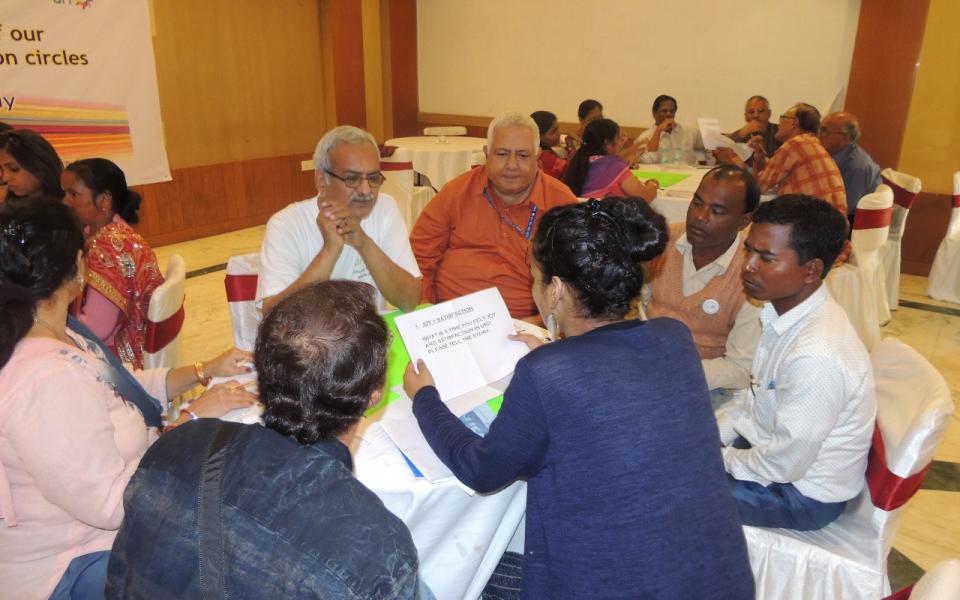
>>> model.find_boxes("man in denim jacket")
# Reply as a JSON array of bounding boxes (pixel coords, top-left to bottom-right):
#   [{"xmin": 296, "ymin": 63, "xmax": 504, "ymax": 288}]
[{"xmin": 108, "ymin": 281, "xmax": 429, "ymax": 599}]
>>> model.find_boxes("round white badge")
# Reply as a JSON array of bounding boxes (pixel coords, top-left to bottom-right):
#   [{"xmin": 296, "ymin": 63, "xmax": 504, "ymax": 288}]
[{"xmin": 702, "ymin": 299, "xmax": 720, "ymax": 315}]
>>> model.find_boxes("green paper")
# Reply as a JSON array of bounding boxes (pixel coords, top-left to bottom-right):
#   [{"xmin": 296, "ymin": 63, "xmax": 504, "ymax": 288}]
[
  {"xmin": 366, "ymin": 305, "xmax": 504, "ymax": 417},
  {"xmin": 631, "ymin": 170, "xmax": 691, "ymax": 188}
]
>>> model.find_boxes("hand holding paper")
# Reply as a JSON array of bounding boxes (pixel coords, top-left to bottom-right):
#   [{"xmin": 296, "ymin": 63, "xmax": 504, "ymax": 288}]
[
  {"xmin": 698, "ymin": 117, "xmax": 754, "ymax": 162},
  {"xmin": 403, "ymin": 359, "xmax": 435, "ymax": 399},
  {"xmin": 393, "ymin": 287, "xmax": 529, "ymax": 401}
]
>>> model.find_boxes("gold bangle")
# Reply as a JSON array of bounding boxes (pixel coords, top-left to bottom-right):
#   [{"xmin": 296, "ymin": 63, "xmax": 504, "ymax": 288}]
[{"xmin": 193, "ymin": 361, "xmax": 210, "ymax": 387}]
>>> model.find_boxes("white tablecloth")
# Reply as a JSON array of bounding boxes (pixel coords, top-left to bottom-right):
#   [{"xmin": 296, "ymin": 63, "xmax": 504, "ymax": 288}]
[
  {"xmin": 217, "ymin": 373, "xmax": 526, "ymax": 600},
  {"xmin": 386, "ymin": 136, "xmax": 487, "ymax": 190}
]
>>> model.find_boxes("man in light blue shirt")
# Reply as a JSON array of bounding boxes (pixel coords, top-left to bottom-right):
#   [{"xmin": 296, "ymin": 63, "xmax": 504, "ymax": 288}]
[{"xmin": 820, "ymin": 112, "xmax": 882, "ymax": 220}]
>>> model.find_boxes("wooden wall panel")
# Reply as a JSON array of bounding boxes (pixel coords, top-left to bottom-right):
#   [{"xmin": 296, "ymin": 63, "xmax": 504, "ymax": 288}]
[
  {"xmin": 386, "ymin": 0, "xmax": 419, "ymax": 137},
  {"xmin": 151, "ymin": 0, "xmax": 328, "ymax": 169},
  {"xmin": 844, "ymin": 0, "xmax": 930, "ymax": 170},
  {"xmin": 133, "ymin": 154, "xmax": 316, "ymax": 247},
  {"xmin": 418, "ymin": 112, "xmax": 647, "ymax": 142},
  {"xmin": 901, "ymin": 193, "xmax": 952, "ymax": 276},
  {"xmin": 325, "ymin": 0, "xmax": 367, "ymax": 127}
]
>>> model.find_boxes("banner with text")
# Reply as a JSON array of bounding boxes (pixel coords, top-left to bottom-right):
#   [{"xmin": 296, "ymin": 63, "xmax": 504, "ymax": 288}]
[{"xmin": 1, "ymin": 0, "xmax": 170, "ymax": 185}]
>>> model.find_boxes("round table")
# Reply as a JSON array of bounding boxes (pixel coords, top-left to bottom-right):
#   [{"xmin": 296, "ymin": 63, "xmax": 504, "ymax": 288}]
[{"xmin": 386, "ymin": 136, "xmax": 487, "ymax": 190}]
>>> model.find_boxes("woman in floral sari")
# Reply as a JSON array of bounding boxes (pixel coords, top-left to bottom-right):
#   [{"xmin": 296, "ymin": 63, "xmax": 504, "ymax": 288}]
[{"xmin": 62, "ymin": 158, "xmax": 163, "ymax": 369}]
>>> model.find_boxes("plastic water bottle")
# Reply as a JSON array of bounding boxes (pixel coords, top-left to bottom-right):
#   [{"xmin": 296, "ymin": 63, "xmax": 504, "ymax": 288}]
[{"xmin": 660, "ymin": 135, "xmax": 674, "ymax": 165}]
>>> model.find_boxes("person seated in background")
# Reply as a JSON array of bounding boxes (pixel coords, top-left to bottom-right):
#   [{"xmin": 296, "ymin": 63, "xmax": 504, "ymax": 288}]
[
  {"xmin": 635, "ymin": 94, "xmax": 703, "ymax": 164},
  {"xmin": 530, "ymin": 110, "xmax": 568, "ymax": 180},
  {"xmin": 726, "ymin": 95, "xmax": 782, "ymax": 157},
  {"xmin": 566, "ymin": 98, "xmax": 604, "ymax": 151},
  {"xmin": 718, "ymin": 195, "xmax": 875, "ymax": 530},
  {"xmin": 0, "ymin": 198, "xmax": 255, "ymax": 599},
  {"xmin": 643, "ymin": 165, "xmax": 760, "ymax": 406},
  {"xmin": 562, "ymin": 118, "xmax": 658, "ymax": 200},
  {"xmin": 405, "ymin": 197, "xmax": 754, "ymax": 599},
  {"xmin": 819, "ymin": 111, "xmax": 881, "ymax": 222},
  {"xmin": 716, "ymin": 102, "xmax": 847, "ymax": 214},
  {"xmin": 108, "ymin": 281, "xmax": 427, "ymax": 599},
  {"xmin": 64, "ymin": 158, "xmax": 164, "ymax": 370},
  {"xmin": 410, "ymin": 111, "xmax": 577, "ymax": 320},
  {"xmin": 257, "ymin": 125, "xmax": 421, "ymax": 315},
  {"xmin": 0, "ymin": 128, "xmax": 64, "ymax": 202}
]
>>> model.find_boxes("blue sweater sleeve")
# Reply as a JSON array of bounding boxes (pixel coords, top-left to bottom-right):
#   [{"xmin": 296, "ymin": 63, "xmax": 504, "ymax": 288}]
[{"xmin": 412, "ymin": 361, "xmax": 549, "ymax": 492}]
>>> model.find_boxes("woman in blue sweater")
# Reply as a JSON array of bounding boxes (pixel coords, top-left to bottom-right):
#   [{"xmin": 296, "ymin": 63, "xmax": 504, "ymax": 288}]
[{"xmin": 404, "ymin": 197, "xmax": 754, "ymax": 599}]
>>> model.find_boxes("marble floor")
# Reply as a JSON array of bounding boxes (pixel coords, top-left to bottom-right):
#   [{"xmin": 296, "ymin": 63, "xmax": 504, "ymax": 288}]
[{"xmin": 155, "ymin": 227, "xmax": 960, "ymax": 591}]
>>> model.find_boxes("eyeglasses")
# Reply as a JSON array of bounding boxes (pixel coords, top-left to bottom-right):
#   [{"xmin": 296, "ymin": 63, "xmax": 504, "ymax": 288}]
[
  {"xmin": 779, "ymin": 114, "xmax": 799, "ymax": 121},
  {"xmin": 324, "ymin": 170, "xmax": 386, "ymax": 188},
  {"xmin": 819, "ymin": 128, "xmax": 843, "ymax": 136}
]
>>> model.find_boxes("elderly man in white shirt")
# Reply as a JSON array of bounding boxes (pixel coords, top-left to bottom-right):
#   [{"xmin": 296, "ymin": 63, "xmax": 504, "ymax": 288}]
[
  {"xmin": 643, "ymin": 165, "xmax": 761, "ymax": 406},
  {"xmin": 257, "ymin": 125, "xmax": 421, "ymax": 315},
  {"xmin": 717, "ymin": 194, "xmax": 875, "ymax": 531}
]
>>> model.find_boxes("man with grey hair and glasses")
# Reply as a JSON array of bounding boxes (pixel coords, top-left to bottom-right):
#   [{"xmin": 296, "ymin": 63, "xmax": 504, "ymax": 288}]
[
  {"xmin": 410, "ymin": 111, "xmax": 577, "ymax": 320},
  {"xmin": 257, "ymin": 125, "xmax": 422, "ymax": 314},
  {"xmin": 819, "ymin": 111, "xmax": 881, "ymax": 222}
]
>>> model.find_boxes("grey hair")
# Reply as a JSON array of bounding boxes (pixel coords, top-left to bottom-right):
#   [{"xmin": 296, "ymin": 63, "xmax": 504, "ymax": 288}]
[
  {"xmin": 486, "ymin": 111, "xmax": 539, "ymax": 151},
  {"xmin": 313, "ymin": 125, "xmax": 379, "ymax": 181},
  {"xmin": 746, "ymin": 95, "xmax": 770, "ymax": 109},
  {"xmin": 841, "ymin": 118, "xmax": 861, "ymax": 143}
]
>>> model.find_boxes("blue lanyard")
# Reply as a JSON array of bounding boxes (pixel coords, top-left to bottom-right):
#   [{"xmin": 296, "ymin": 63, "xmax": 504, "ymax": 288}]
[{"xmin": 483, "ymin": 187, "xmax": 539, "ymax": 240}]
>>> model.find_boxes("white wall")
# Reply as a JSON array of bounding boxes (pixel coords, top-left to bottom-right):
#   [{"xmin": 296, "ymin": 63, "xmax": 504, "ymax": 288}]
[{"xmin": 417, "ymin": 0, "xmax": 861, "ymax": 131}]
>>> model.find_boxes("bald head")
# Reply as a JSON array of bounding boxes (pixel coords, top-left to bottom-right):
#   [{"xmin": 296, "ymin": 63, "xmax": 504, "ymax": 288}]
[{"xmin": 819, "ymin": 112, "xmax": 860, "ymax": 155}]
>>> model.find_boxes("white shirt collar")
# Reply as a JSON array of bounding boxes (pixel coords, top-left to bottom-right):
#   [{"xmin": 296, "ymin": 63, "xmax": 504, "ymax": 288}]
[
  {"xmin": 675, "ymin": 232, "xmax": 742, "ymax": 276},
  {"xmin": 760, "ymin": 284, "xmax": 828, "ymax": 336}
]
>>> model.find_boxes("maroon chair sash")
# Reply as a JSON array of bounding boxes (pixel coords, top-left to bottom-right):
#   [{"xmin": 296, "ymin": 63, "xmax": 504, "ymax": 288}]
[
  {"xmin": 379, "ymin": 161, "xmax": 414, "ymax": 171},
  {"xmin": 881, "ymin": 175, "xmax": 919, "ymax": 209},
  {"xmin": 853, "ymin": 207, "xmax": 892, "ymax": 230},
  {"xmin": 224, "ymin": 274, "xmax": 258, "ymax": 302},
  {"xmin": 866, "ymin": 424, "xmax": 932, "ymax": 512},
  {"xmin": 144, "ymin": 303, "xmax": 185, "ymax": 354}
]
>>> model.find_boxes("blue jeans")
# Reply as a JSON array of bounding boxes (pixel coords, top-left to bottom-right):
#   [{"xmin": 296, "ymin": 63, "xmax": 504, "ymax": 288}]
[
  {"xmin": 49, "ymin": 551, "xmax": 109, "ymax": 600},
  {"xmin": 727, "ymin": 437, "xmax": 847, "ymax": 531},
  {"xmin": 481, "ymin": 551, "xmax": 522, "ymax": 600}
]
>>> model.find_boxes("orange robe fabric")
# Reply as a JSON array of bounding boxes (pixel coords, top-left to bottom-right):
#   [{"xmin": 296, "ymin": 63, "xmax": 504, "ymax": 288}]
[{"xmin": 411, "ymin": 166, "xmax": 577, "ymax": 318}]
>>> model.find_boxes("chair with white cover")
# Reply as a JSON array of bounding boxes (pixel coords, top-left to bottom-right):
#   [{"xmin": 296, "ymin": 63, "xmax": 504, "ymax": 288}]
[
  {"xmin": 827, "ymin": 185, "xmax": 894, "ymax": 350},
  {"xmin": 224, "ymin": 253, "xmax": 261, "ymax": 352},
  {"xmin": 925, "ymin": 171, "xmax": 960, "ymax": 304},
  {"xmin": 878, "ymin": 169, "xmax": 922, "ymax": 309},
  {"xmin": 743, "ymin": 337, "xmax": 954, "ymax": 600},
  {"xmin": 379, "ymin": 148, "xmax": 417, "ymax": 231},
  {"xmin": 142, "ymin": 255, "xmax": 186, "ymax": 369},
  {"xmin": 423, "ymin": 126, "xmax": 467, "ymax": 136}
]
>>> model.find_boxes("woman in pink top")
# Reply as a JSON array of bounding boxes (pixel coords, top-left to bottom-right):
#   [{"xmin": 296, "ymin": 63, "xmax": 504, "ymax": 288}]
[
  {"xmin": 563, "ymin": 118, "xmax": 659, "ymax": 201},
  {"xmin": 0, "ymin": 198, "xmax": 256, "ymax": 599},
  {"xmin": 63, "ymin": 158, "xmax": 163, "ymax": 369}
]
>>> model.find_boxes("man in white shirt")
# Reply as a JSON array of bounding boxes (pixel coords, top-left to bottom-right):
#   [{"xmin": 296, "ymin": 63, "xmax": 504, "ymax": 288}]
[
  {"xmin": 257, "ymin": 126, "xmax": 421, "ymax": 314},
  {"xmin": 717, "ymin": 194, "xmax": 875, "ymax": 530},
  {"xmin": 634, "ymin": 94, "xmax": 702, "ymax": 164},
  {"xmin": 644, "ymin": 165, "xmax": 761, "ymax": 406}
]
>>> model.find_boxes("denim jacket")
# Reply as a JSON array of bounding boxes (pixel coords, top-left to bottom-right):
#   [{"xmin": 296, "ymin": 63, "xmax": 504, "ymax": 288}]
[{"xmin": 107, "ymin": 420, "xmax": 424, "ymax": 599}]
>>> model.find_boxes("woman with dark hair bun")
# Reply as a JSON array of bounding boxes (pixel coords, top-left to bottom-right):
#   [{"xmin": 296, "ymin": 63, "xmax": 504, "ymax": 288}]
[
  {"xmin": 63, "ymin": 157, "xmax": 163, "ymax": 369},
  {"xmin": 0, "ymin": 198, "xmax": 254, "ymax": 598},
  {"xmin": 563, "ymin": 118, "xmax": 658, "ymax": 200},
  {"xmin": 0, "ymin": 129, "xmax": 64, "ymax": 202},
  {"xmin": 404, "ymin": 197, "xmax": 754, "ymax": 598}
]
